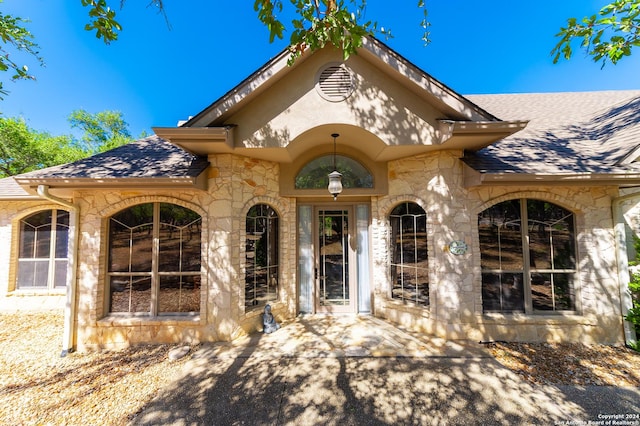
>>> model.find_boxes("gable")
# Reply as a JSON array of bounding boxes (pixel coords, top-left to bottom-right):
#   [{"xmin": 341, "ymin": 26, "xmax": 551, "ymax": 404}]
[{"xmin": 154, "ymin": 37, "xmax": 525, "ymax": 163}]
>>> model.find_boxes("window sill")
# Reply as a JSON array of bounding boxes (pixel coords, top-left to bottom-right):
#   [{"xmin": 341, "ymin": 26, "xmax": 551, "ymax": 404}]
[
  {"xmin": 98, "ymin": 315, "xmax": 202, "ymax": 327},
  {"xmin": 384, "ymin": 299, "xmax": 430, "ymax": 317},
  {"xmin": 8, "ymin": 289, "xmax": 66, "ymax": 297},
  {"xmin": 479, "ymin": 312, "xmax": 595, "ymax": 326}
]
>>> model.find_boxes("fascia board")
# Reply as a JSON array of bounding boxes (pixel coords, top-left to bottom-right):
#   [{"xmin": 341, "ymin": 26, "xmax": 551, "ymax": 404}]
[
  {"xmin": 359, "ymin": 37, "xmax": 499, "ymax": 122},
  {"xmin": 153, "ymin": 126, "xmax": 233, "ymax": 155},
  {"xmin": 184, "ymin": 48, "xmax": 302, "ymax": 127},
  {"xmin": 13, "ymin": 177, "xmax": 205, "ymax": 189},
  {"xmin": 438, "ymin": 120, "xmax": 529, "ymax": 151},
  {"xmin": 465, "ymin": 172, "xmax": 640, "ymax": 187}
]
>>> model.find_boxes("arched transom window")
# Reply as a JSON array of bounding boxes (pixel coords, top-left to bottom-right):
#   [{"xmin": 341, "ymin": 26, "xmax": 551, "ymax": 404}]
[
  {"xmin": 245, "ymin": 204, "xmax": 279, "ymax": 310},
  {"xmin": 478, "ymin": 199, "xmax": 577, "ymax": 313},
  {"xmin": 108, "ymin": 202, "xmax": 202, "ymax": 315},
  {"xmin": 295, "ymin": 154, "xmax": 373, "ymax": 189},
  {"xmin": 389, "ymin": 202, "xmax": 429, "ymax": 306},
  {"xmin": 17, "ymin": 209, "xmax": 69, "ymax": 290}
]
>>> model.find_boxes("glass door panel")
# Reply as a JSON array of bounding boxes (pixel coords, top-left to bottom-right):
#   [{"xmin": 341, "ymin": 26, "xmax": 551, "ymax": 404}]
[{"xmin": 316, "ymin": 208, "xmax": 356, "ymax": 313}]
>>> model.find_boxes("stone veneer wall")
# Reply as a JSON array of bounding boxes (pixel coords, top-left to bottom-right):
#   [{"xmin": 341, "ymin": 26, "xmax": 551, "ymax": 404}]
[
  {"xmin": 0, "ymin": 150, "xmax": 630, "ymax": 348},
  {"xmin": 74, "ymin": 154, "xmax": 295, "ymax": 350},
  {"xmin": 373, "ymin": 151, "xmax": 625, "ymax": 345}
]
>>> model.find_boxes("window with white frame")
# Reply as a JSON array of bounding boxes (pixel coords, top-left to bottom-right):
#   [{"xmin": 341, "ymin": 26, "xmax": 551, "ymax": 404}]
[
  {"xmin": 107, "ymin": 202, "xmax": 201, "ymax": 315},
  {"xmin": 245, "ymin": 204, "xmax": 279, "ymax": 309},
  {"xmin": 389, "ymin": 202, "xmax": 429, "ymax": 306},
  {"xmin": 478, "ymin": 199, "xmax": 577, "ymax": 314},
  {"xmin": 17, "ymin": 209, "xmax": 69, "ymax": 290}
]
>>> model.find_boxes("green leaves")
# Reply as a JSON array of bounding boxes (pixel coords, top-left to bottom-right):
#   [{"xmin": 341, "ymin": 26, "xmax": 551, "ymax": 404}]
[
  {"xmin": 81, "ymin": 0, "xmax": 122, "ymax": 44},
  {"xmin": 0, "ymin": 110, "xmax": 134, "ymax": 177},
  {"xmin": 0, "ymin": 117, "xmax": 84, "ymax": 177},
  {"xmin": 253, "ymin": 0, "xmax": 430, "ymax": 65},
  {"xmin": 552, "ymin": 0, "xmax": 640, "ymax": 66},
  {"xmin": 0, "ymin": 5, "xmax": 43, "ymax": 99},
  {"xmin": 68, "ymin": 109, "xmax": 132, "ymax": 154}
]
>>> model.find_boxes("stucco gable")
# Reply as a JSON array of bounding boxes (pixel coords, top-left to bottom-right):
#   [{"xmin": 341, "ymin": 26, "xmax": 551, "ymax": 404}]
[{"xmin": 155, "ymin": 37, "xmax": 525, "ymax": 162}]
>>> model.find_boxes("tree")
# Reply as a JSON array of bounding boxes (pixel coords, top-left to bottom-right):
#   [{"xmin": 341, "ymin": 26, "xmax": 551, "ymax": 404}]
[
  {"xmin": 0, "ymin": 117, "xmax": 84, "ymax": 177},
  {"xmin": 1, "ymin": 0, "xmax": 637, "ymax": 100},
  {"xmin": 552, "ymin": 0, "xmax": 640, "ymax": 66},
  {"xmin": 80, "ymin": 1, "xmax": 430, "ymax": 64},
  {"xmin": 82, "ymin": 1, "xmax": 636, "ymax": 67},
  {"xmin": 68, "ymin": 109, "xmax": 132, "ymax": 154},
  {"xmin": 0, "ymin": 2, "xmax": 43, "ymax": 99},
  {"xmin": 0, "ymin": 110, "xmax": 133, "ymax": 177}
]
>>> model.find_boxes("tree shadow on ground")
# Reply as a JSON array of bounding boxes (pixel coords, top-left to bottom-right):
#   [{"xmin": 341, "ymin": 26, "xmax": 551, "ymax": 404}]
[{"xmin": 128, "ymin": 317, "xmax": 639, "ymax": 425}]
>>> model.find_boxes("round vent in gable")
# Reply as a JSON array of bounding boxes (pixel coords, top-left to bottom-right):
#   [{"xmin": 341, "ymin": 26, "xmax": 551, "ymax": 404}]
[{"xmin": 315, "ymin": 63, "xmax": 355, "ymax": 102}]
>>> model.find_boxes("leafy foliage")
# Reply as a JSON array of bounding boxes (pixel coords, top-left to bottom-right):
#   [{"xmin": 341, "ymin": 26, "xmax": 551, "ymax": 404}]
[
  {"xmin": 80, "ymin": 1, "xmax": 430, "ymax": 65},
  {"xmin": 68, "ymin": 109, "xmax": 132, "ymax": 154},
  {"xmin": 626, "ymin": 235, "xmax": 640, "ymax": 350},
  {"xmin": 0, "ymin": 110, "xmax": 133, "ymax": 178},
  {"xmin": 553, "ymin": 0, "xmax": 640, "ymax": 66},
  {"xmin": 254, "ymin": 0, "xmax": 430, "ymax": 64},
  {"xmin": 0, "ymin": 1, "xmax": 43, "ymax": 99},
  {"xmin": 0, "ymin": 118, "xmax": 84, "ymax": 177}
]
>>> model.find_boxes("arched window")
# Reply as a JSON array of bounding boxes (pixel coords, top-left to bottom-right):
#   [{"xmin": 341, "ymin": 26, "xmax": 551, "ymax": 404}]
[
  {"xmin": 245, "ymin": 204, "xmax": 279, "ymax": 309},
  {"xmin": 108, "ymin": 203, "xmax": 201, "ymax": 315},
  {"xmin": 17, "ymin": 209, "xmax": 69, "ymax": 290},
  {"xmin": 478, "ymin": 199, "xmax": 576, "ymax": 313},
  {"xmin": 295, "ymin": 154, "xmax": 373, "ymax": 189},
  {"xmin": 389, "ymin": 202, "xmax": 429, "ymax": 306}
]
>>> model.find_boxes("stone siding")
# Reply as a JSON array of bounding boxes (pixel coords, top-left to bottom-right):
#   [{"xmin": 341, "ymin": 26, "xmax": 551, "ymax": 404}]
[
  {"xmin": 0, "ymin": 151, "xmax": 630, "ymax": 348},
  {"xmin": 373, "ymin": 151, "xmax": 625, "ymax": 344}
]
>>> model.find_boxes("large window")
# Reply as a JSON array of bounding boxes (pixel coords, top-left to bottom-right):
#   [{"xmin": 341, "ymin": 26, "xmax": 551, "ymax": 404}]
[
  {"xmin": 17, "ymin": 209, "xmax": 69, "ymax": 290},
  {"xmin": 389, "ymin": 202, "xmax": 429, "ymax": 306},
  {"xmin": 108, "ymin": 203, "xmax": 201, "ymax": 315},
  {"xmin": 245, "ymin": 204, "xmax": 279, "ymax": 309},
  {"xmin": 478, "ymin": 199, "xmax": 577, "ymax": 314}
]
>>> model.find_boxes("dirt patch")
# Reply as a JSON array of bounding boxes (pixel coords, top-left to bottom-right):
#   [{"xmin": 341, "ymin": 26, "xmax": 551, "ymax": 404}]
[
  {"xmin": 1, "ymin": 311, "xmax": 639, "ymax": 425},
  {"xmin": 0, "ymin": 311, "xmax": 193, "ymax": 425},
  {"xmin": 486, "ymin": 341, "xmax": 640, "ymax": 386}
]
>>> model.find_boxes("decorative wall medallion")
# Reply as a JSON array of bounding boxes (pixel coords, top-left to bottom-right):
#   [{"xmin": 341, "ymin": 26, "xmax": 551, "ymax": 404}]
[{"xmin": 449, "ymin": 240, "xmax": 468, "ymax": 255}]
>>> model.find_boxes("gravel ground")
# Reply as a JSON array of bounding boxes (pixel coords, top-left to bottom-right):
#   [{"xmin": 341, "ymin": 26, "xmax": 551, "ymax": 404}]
[
  {"xmin": 1, "ymin": 311, "xmax": 639, "ymax": 425},
  {"xmin": 0, "ymin": 312, "xmax": 191, "ymax": 426},
  {"xmin": 486, "ymin": 341, "xmax": 640, "ymax": 387}
]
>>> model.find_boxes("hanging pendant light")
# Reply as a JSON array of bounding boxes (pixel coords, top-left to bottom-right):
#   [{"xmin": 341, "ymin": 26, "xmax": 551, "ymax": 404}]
[{"xmin": 328, "ymin": 133, "xmax": 343, "ymax": 200}]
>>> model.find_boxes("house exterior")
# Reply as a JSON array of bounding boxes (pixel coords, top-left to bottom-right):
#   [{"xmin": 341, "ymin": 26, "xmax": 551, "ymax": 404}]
[{"xmin": 1, "ymin": 38, "xmax": 638, "ymax": 352}]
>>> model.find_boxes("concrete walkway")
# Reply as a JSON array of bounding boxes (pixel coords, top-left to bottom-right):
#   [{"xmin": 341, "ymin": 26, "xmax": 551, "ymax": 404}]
[{"xmin": 131, "ymin": 315, "xmax": 639, "ymax": 426}]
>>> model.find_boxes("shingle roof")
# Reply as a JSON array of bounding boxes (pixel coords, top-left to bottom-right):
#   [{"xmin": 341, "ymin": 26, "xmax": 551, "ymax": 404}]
[
  {"xmin": 0, "ymin": 177, "xmax": 36, "ymax": 199},
  {"xmin": 14, "ymin": 136, "xmax": 209, "ymax": 182},
  {"xmin": 465, "ymin": 90, "xmax": 640, "ymax": 175}
]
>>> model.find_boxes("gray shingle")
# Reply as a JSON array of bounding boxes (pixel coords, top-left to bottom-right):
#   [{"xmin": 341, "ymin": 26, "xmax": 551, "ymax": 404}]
[
  {"xmin": 16, "ymin": 136, "xmax": 209, "ymax": 181},
  {"xmin": 465, "ymin": 91, "xmax": 640, "ymax": 174},
  {"xmin": 0, "ymin": 176, "xmax": 36, "ymax": 199}
]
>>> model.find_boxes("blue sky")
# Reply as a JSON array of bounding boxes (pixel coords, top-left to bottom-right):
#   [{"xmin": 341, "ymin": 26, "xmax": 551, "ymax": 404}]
[{"xmin": 1, "ymin": 1, "xmax": 640, "ymax": 138}]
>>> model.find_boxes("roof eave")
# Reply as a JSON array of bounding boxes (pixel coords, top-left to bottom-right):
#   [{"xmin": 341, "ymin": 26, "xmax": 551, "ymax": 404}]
[
  {"xmin": 439, "ymin": 120, "xmax": 529, "ymax": 151},
  {"xmin": 464, "ymin": 170, "xmax": 640, "ymax": 188},
  {"xmin": 14, "ymin": 176, "xmax": 208, "ymax": 190},
  {"xmin": 359, "ymin": 37, "xmax": 500, "ymax": 122},
  {"xmin": 183, "ymin": 48, "xmax": 304, "ymax": 127},
  {"xmin": 153, "ymin": 126, "xmax": 233, "ymax": 155}
]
